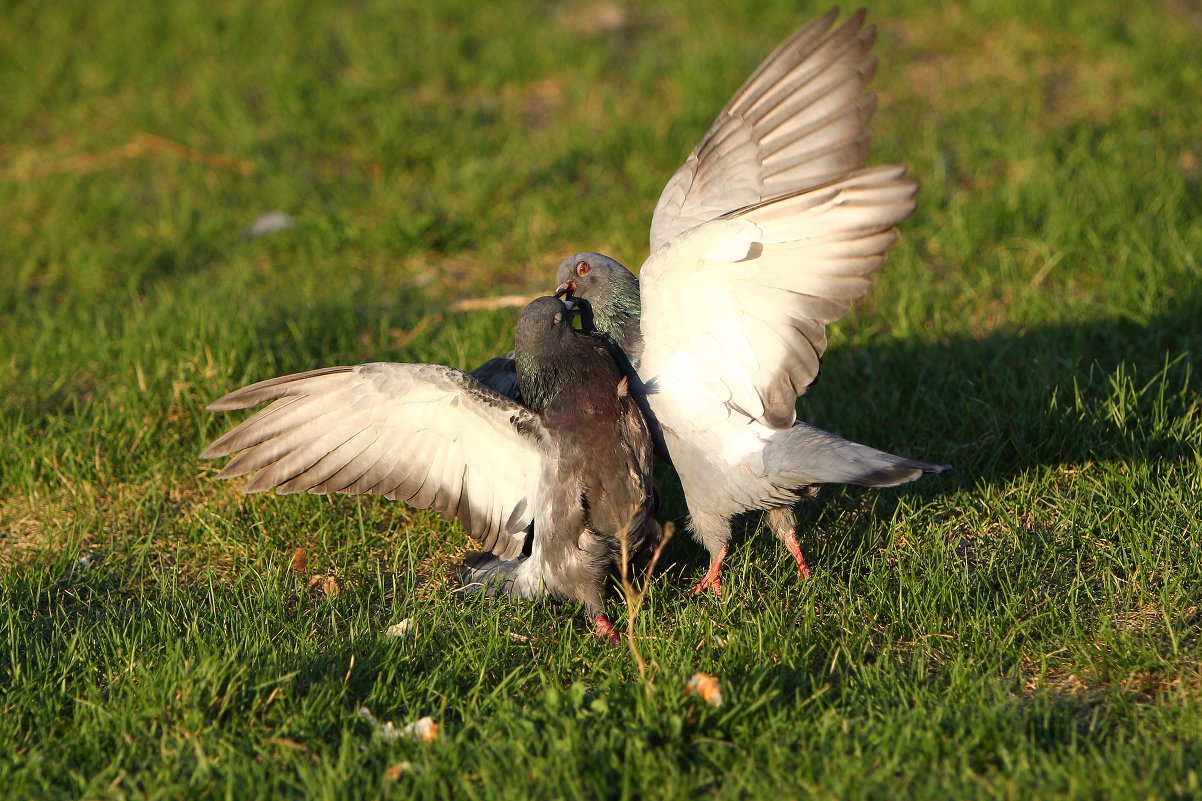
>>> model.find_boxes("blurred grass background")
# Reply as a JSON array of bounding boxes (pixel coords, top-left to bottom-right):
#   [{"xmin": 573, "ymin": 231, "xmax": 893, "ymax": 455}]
[{"xmin": 2, "ymin": 1, "xmax": 1200, "ymax": 798}]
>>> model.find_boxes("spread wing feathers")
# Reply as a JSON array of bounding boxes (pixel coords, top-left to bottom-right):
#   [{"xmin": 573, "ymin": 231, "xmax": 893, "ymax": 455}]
[
  {"xmin": 650, "ymin": 8, "xmax": 878, "ymax": 251},
  {"xmin": 200, "ymin": 363, "xmax": 551, "ymax": 558},
  {"xmin": 640, "ymin": 166, "xmax": 916, "ymax": 430}
]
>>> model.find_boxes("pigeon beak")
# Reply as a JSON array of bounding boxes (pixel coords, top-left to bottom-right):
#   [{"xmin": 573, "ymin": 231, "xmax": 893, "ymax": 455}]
[{"xmin": 554, "ymin": 281, "xmax": 577, "ymax": 299}]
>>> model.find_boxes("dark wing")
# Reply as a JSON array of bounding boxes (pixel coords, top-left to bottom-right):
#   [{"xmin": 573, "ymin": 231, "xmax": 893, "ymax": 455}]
[{"xmin": 469, "ymin": 351, "xmax": 522, "ymax": 403}]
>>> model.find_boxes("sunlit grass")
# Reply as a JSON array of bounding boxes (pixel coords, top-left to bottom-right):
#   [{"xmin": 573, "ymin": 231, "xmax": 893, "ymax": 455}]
[{"xmin": 2, "ymin": 1, "xmax": 1200, "ymax": 798}]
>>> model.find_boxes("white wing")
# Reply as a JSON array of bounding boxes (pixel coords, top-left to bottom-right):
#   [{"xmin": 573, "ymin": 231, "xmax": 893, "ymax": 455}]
[
  {"xmin": 650, "ymin": 8, "xmax": 878, "ymax": 251},
  {"xmin": 200, "ymin": 363, "xmax": 550, "ymax": 559},
  {"xmin": 639, "ymin": 166, "xmax": 917, "ymax": 430}
]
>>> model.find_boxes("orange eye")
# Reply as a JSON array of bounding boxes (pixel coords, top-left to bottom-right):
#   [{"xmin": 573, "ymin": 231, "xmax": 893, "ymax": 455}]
[{"xmin": 576, "ymin": 260, "xmax": 590, "ymax": 277}]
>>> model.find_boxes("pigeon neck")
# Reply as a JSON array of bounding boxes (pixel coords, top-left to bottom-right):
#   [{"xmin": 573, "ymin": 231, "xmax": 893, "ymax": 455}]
[
  {"xmin": 515, "ymin": 351, "xmax": 578, "ymax": 413},
  {"xmin": 593, "ymin": 292, "xmax": 643, "ymax": 367},
  {"xmin": 517, "ymin": 331, "xmax": 621, "ymax": 415}
]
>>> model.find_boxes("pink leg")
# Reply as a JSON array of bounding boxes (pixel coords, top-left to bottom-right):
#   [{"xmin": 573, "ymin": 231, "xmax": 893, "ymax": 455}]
[
  {"xmin": 781, "ymin": 528, "xmax": 812, "ymax": 580},
  {"xmin": 691, "ymin": 545, "xmax": 729, "ymax": 598},
  {"xmin": 593, "ymin": 613, "xmax": 621, "ymax": 645}
]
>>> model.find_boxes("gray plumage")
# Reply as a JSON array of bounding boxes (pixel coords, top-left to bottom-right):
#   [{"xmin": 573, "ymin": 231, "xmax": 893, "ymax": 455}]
[
  {"xmin": 202, "ymin": 297, "xmax": 660, "ymax": 634},
  {"xmin": 472, "ymin": 8, "xmax": 947, "ymax": 592}
]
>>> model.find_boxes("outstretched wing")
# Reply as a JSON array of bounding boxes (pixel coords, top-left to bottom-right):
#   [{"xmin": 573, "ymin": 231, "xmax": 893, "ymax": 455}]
[
  {"xmin": 650, "ymin": 8, "xmax": 878, "ymax": 251},
  {"xmin": 639, "ymin": 166, "xmax": 917, "ymax": 430},
  {"xmin": 200, "ymin": 363, "xmax": 550, "ymax": 559}
]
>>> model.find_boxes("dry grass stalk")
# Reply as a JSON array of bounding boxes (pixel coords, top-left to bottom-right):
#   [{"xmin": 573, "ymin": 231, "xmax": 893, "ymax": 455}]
[
  {"xmin": 4, "ymin": 132, "xmax": 253, "ymax": 180},
  {"xmin": 618, "ymin": 519, "xmax": 675, "ymax": 694},
  {"xmin": 447, "ymin": 294, "xmax": 539, "ymax": 313}
]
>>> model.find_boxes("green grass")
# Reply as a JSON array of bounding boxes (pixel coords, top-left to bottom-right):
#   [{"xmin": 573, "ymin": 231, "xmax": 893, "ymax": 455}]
[{"xmin": 2, "ymin": 0, "xmax": 1201, "ymax": 798}]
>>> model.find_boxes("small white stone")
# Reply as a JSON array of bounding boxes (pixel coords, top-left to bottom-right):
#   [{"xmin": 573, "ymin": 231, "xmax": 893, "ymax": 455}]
[
  {"xmin": 243, "ymin": 211, "xmax": 296, "ymax": 239},
  {"xmin": 385, "ymin": 618, "xmax": 416, "ymax": 638}
]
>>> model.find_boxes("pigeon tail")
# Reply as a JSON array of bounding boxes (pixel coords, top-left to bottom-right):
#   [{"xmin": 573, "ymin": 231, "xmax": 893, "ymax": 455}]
[
  {"xmin": 459, "ymin": 551, "xmax": 545, "ymax": 601},
  {"xmin": 763, "ymin": 422, "xmax": 948, "ymax": 494}
]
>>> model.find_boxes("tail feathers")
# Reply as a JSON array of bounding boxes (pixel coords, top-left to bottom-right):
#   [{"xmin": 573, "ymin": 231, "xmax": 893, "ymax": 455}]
[
  {"xmin": 765, "ymin": 422, "xmax": 949, "ymax": 491},
  {"xmin": 458, "ymin": 551, "xmax": 545, "ymax": 601}
]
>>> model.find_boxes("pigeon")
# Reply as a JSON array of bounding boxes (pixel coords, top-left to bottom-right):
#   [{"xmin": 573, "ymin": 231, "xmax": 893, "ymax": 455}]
[
  {"xmin": 200, "ymin": 296, "xmax": 661, "ymax": 641},
  {"xmin": 477, "ymin": 8, "xmax": 947, "ymax": 595}
]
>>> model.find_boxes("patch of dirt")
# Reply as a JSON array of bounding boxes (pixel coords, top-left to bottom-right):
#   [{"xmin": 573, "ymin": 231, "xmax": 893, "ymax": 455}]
[{"xmin": 0, "ymin": 499, "xmax": 51, "ymax": 566}]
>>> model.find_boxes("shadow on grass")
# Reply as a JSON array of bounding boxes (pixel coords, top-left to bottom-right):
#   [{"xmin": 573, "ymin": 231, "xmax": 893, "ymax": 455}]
[
  {"xmin": 647, "ymin": 287, "xmax": 1201, "ymax": 566},
  {"xmin": 820, "ymin": 291, "xmax": 1201, "ymax": 483}
]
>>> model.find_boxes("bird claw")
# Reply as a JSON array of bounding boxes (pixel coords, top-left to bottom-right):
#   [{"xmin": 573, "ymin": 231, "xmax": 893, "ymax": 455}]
[
  {"xmin": 593, "ymin": 613, "xmax": 621, "ymax": 645},
  {"xmin": 690, "ymin": 574, "xmax": 722, "ymax": 598},
  {"xmin": 691, "ymin": 545, "xmax": 728, "ymax": 598}
]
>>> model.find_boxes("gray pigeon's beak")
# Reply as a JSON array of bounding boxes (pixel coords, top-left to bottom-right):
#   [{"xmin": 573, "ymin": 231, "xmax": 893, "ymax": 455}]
[{"xmin": 553, "ymin": 284, "xmax": 578, "ymax": 312}]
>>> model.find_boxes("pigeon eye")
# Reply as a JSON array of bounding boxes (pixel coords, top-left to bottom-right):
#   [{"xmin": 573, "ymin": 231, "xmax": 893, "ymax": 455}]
[
  {"xmin": 576, "ymin": 261, "xmax": 590, "ymax": 277},
  {"xmin": 553, "ymin": 312, "xmax": 563, "ymax": 325}
]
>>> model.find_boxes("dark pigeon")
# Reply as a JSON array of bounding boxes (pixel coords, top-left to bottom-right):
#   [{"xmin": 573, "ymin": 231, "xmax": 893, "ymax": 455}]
[
  {"xmin": 201, "ymin": 296, "xmax": 661, "ymax": 640},
  {"xmin": 475, "ymin": 9, "xmax": 947, "ymax": 595}
]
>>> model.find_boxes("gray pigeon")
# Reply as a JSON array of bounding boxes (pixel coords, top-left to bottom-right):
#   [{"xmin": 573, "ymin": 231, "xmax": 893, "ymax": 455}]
[
  {"xmin": 478, "ymin": 9, "xmax": 947, "ymax": 595},
  {"xmin": 200, "ymin": 296, "xmax": 660, "ymax": 641}
]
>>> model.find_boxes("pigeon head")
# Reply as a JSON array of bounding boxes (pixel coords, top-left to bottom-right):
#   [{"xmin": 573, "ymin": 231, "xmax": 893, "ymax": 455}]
[
  {"xmin": 514, "ymin": 295, "xmax": 573, "ymax": 351},
  {"xmin": 554, "ymin": 252, "xmax": 643, "ymax": 364},
  {"xmin": 513, "ymin": 295, "xmax": 588, "ymax": 412},
  {"xmin": 555, "ymin": 253, "xmax": 638, "ymax": 312}
]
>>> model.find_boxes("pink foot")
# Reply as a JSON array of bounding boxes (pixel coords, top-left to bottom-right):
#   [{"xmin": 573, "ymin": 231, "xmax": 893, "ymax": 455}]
[
  {"xmin": 593, "ymin": 613, "xmax": 621, "ymax": 645},
  {"xmin": 782, "ymin": 528, "xmax": 813, "ymax": 580},
  {"xmin": 691, "ymin": 545, "xmax": 728, "ymax": 598}
]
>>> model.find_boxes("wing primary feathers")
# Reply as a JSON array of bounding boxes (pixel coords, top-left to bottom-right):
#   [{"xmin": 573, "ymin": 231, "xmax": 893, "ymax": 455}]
[
  {"xmin": 199, "ymin": 396, "xmax": 305, "ymax": 460},
  {"xmin": 205, "ymin": 366, "xmax": 354, "ymax": 412},
  {"xmin": 309, "ymin": 430, "xmax": 388, "ymax": 494},
  {"xmin": 724, "ymin": 8, "xmax": 847, "ymax": 116},
  {"xmin": 201, "ymin": 362, "xmax": 549, "ymax": 555},
  {"xmin": 275, "ymin": 426, "xmax": 381, "ymax": 495}
]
